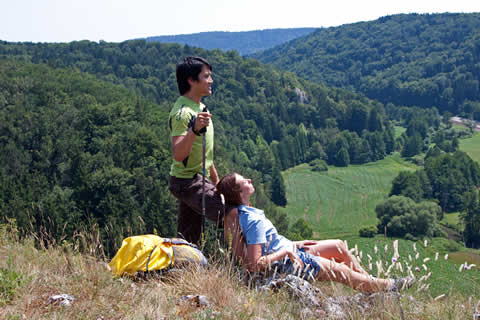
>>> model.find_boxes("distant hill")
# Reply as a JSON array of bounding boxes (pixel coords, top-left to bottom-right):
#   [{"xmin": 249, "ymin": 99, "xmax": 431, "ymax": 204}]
[
  {"xmin": 142, "ymin": 28, "xmax": 317, "ymax": 55},
  {"xmin": 253, "ymin": 13, "xmax": 480, "ymax": 117}
]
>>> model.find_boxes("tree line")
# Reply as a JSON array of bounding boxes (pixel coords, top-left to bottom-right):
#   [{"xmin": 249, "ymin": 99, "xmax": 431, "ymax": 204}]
[{"xmin": 375, "ymin": 149, "xmax": 480, "ymax": 248}]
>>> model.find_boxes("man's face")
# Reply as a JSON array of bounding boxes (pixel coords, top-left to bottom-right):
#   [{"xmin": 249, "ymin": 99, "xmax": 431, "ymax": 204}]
[{"xmin": 189, "ymin": 65, "xmax": 213, "ymax": 97}]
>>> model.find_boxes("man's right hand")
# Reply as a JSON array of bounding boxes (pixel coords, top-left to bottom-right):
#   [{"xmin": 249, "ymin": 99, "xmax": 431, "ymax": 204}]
[{"xmin": 194, "ymin": 112, "xmax": 211, "ymax": 133}]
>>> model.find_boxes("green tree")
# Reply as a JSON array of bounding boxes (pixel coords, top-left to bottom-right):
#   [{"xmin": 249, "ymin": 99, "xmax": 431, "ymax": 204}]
[
  {"xmin": 376, "ymin": 196, "xmax": 441, "ymax": 239},
  {"xmin": 462, "ymin": 189, "xmax": 480, "ymax": 248},
  {"xmin": 402, "ymin": 134, "xmax": 423, "ymax": 157},
  {"xmin": 271, "ymin": 165, "xmax": 287, "ymax": 206},
  {"xmin": 336, "ymin": 147, "xmax": 350, "ymax": 167},
  {"xmin": 286, "ymin": 218, "xmax": 313, "ymax": 241}
]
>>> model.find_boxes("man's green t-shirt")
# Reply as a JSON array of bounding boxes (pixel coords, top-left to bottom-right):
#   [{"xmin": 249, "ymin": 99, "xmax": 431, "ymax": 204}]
[{"xmin": 169, "ymin": 96, "xmax": 214, "ymax": 178}]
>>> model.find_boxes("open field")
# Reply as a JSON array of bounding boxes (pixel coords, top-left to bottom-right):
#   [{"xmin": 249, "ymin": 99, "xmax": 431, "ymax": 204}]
[
  {"xmin": 281, "ymin": 152, "xmax": 480, "ymax": 297},
  {"xmin": 459, "ymin": 131, "xmax": 480, "ymax": 163},
  {"xmin": 281, "ymin": 153, "xmax": 417, "ymax": 239}
]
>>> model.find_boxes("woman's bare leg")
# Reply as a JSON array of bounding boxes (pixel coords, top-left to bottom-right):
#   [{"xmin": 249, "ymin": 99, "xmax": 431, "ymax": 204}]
[
  {"xmin": 302, "ymin": 240, "xmax": 369, "ymax": 275},
  {"xmin": 313, "ymin": 255, "xmax": 393, "ymax": 292}
]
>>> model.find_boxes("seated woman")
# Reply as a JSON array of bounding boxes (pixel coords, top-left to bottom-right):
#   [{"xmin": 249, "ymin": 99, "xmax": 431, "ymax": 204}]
[{"xmin": 218, "ymin": 172, "xmax": 413, "ymax": 293}]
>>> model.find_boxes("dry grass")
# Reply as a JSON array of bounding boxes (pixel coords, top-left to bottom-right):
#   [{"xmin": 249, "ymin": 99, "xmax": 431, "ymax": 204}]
[{"xmin": 1, "ymin": 225, "xmax": 479, "ymax": 319}]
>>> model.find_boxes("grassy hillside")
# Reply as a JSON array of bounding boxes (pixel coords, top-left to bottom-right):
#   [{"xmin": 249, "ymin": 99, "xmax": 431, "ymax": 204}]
[
  {"xmin": 1, "ymin": 225, "xmax": 478, "ymax": 319},
  {"xmin": 281, "ymin": 153, "xmax": 417, "ymax": 238}
]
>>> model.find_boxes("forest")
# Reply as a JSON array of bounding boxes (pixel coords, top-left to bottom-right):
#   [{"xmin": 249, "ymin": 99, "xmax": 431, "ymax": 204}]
[
  {"xmin": 0, "ymin": 39, "xmax": 399, "ymax": 254},
  {"xmin": 1, "ymin": 12, "xmax": 480, "ymax": 253},
  {"xmin": 254, "ymin": 13, "xmax": 480, "ymax": 119}
]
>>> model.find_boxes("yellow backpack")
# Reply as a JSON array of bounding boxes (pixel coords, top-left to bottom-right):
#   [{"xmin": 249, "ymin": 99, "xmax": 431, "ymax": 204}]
[{"xmin": 108, "ymin": 235, "xmax": 208, "ymax": 276}]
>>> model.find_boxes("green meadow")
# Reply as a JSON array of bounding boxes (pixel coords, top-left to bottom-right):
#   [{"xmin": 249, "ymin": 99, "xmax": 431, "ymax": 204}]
[
  {"xmin": 281, "ymin": 151, "xmax": 480, "ymax": 297},
  {"xmin": 346, "ymin": 236, "xmax": 480, "ymax": 297},
  {"xmin": 281, "ymin": 153, "xmax": 417, "ymax": 238},
  {"xmin": 459, "ymin": 131, "xmax": 480, "ymax": 163}
]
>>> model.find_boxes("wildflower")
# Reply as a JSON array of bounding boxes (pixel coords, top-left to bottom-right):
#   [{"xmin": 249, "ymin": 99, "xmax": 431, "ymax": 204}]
[
  {"xmin": 384, "ymin": 244, "xmax": 388, "ymax": 253},
  {"xmin": 444, "ymin": 254, "xmax": 448, "ymax": 260},
  {"xmin": 308, "ymin": 269, "xmax": 314, "ymax": 281},
  {"xmin": 468, "ymin": 264, "xmax": 476, "ymax": 269},
  {"xmin": 354, "ymin": 244, "xmax": 358, "ymax": 256},
  {"xmin": 330, "ymin": 269, "xmax": 337, "ymax": 279},
  {"xmin": 368, "ymin": 263, "xmax": 372, "ymax": 270},
  {"xmin": 408, "ymin": 254, "xmax": 412, "ymax": 262},
  {"xmin": 434, "ymin": 294, "xmax": 446, "ymax": 301},
  {"xmin": 435, "ymin": 252, "xmax": 439, "ymax": 261},
  {"xmin": 422, "ymin": 264, "xmax": 428, "ymax": 271},
  {"xmin": 336, "ymin": 243, "xmax": 343, "ymax": 254},
  {"xmin": 367, "ymin": 254, "xmax": 372, "ymax": 261},
  {"xmin": 424, "ymin": 239, "xmax": 428, "ymax": 247},
  {"xmin": 397, "ymin": 262, "xmax": 403, "ymax": 272},
  {"xmin": 317, "ymin": 262, "xmax": 324, "ymax": 272},
  {"xmin": 386, "ymin": 264, "xmax": 393, "ymax": 275},
  {"xmin": 413, "ymin": 243, "xmax": 417, "ymax": 252},
  {"xmin": 359, "ymin": 251, "xmax": 363, "ymax": 260},
  {"xmin": 374, "ymin": 245, "xmax": 378, "ymax": 254},
  {"xmin": 415, "ymin": 252, "xmax": 420, "ymax": 260},
  {"xmin": 415, "ymin": 267, "xmax": 421, "ymax": 272},
  {"xmin": 459, "ymin": 264, "xmax": 464, "ymax": 272},
  {"xmin": 393, "ymin": 240, "xmax": 399, "ymax": 257},
  {"xmin": 392, "ymin": 257, "xmax": 397, "ymax": 263},
  {"xmin": 376, "ymin": 260, "xmax": 384, "ymax": 276},
  {"xmin": 423, "ymin": 257, "xmax": 430, "ymax": 263}
]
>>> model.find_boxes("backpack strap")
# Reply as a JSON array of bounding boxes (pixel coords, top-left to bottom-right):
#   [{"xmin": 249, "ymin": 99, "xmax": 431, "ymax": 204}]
[
  {"xmin": 145, "ymin": 245, "xmax": 157, "ymax": 273},
  {"xmin": 163, "ymin": 237, "xmax": 199, "ymax": 249}
]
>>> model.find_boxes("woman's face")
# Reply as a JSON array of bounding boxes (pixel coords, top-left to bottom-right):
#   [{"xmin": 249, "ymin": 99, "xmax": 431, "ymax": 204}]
[{"xmin": 235, "ymin": 174, "xmax": 255, "ymax": 200}]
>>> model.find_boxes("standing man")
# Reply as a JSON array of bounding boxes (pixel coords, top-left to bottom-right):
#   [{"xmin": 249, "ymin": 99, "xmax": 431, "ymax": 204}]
[{"xmin": 168, "ymin": 56, "xmax": 224, "ymax": 245}]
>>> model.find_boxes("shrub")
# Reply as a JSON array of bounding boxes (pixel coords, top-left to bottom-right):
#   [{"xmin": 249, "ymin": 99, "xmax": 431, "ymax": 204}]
[
  {"xmin": 376, "ymin": 196, "xmax": 442, "ymax": 239},
  {"xmin": 359, "ymin": 225, "xmax": 377, "ymax": 238},
  {"xmin": 0, "ymin": 258, "xmax": 27, "ymax": 307},
  {"xmin": 289, "ymin": 218, "xmax": 313, "ymax": 240},
  {"xmin": 309, "ymin": 159, "xmax": 328, "ymax": 172}
]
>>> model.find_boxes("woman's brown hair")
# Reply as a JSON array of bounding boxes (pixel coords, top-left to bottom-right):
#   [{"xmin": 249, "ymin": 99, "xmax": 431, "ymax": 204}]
[{"xmin": 217, "ymin": 173, "xmax": 242, "ymax": 206}]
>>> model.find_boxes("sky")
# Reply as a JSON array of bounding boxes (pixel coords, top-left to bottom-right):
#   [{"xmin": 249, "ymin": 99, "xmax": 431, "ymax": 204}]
[{"xmin": 1, "ymin": 0, "xmax": 480, "ymax": 43}]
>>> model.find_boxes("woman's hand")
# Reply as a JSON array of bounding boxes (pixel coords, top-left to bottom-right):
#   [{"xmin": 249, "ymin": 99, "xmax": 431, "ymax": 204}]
[{"xmin": 286, "ymin": 250, "xmax": 304, "ymax": 271}]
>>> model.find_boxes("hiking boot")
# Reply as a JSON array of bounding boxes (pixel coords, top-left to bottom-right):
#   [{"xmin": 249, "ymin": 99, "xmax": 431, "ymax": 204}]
[{"xmin": 391, "ymin": 276, "xmax": 415, "ymax": 292}]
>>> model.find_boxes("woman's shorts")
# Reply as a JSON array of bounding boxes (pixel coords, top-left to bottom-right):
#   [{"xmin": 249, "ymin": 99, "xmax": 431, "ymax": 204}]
[{"xmin": 277, "ymin": 248, "xmax": 321, "ymax": 281}]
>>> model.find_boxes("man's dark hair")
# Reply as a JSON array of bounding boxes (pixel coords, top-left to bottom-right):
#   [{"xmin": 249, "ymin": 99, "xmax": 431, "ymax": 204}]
[{"xmin": 176, "ymin": 56, "xmax": 212, "ymax": 95}]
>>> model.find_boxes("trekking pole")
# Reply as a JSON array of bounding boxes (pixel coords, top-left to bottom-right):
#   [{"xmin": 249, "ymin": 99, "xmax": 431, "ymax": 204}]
[{"xmin": 201, "ymin": 106, "xmax": 208, "ymax": 244}]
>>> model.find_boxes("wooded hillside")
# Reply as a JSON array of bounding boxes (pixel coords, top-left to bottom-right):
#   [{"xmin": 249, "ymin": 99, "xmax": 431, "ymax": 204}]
[
  {"xmin": 254, "ymin": 13, "xmax": 480, "ymax": 118},
  {"xmin": 0, "ymin": 40, "xmax": 394, "ymax": 253}
]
